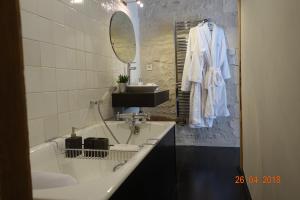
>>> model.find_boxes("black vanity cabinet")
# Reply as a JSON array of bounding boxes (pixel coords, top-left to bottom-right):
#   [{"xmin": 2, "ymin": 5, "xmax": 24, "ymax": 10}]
[
  {"xmin": 110, "ymin": 126, "xmax": 176, "ymax": 200},
  {"xmin": 112, "ymin": 90, "xmax": 169, "ymax": 107}
]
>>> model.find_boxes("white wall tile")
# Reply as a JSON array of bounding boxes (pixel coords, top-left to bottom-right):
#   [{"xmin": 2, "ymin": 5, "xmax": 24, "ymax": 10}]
[
  {"xmin": 28, "ymin": 118, "xmax": 45, "ymax": 147},
  {"xmin": 68, "ymin": 90, "xmax": 79, "ymax": 111},
  {"xmin": 75, "ymin": 30, "xmax": 85, "ymax": 50},
  {"xmin": 65, "ymin": 26, "xmax": 76, "ymax": 49},
  {"xmin": 98, "ymin": 72, "xmax": 113, "ymax": 88},
  {"xmin": 97, "ymin": 72, "xmax": 105, "ymax": 88},
  {"xmin": 84, "ymin": 108, "xmax": 98, "ymax": 125},
  {"xmin": 55, "ymin": 46, "xmax": 68, "ymax": 68},
  {"xmin": 53, "ymin": 22, "xmax": 66, "ymax": 46},
  {"xmin": 22, "ymin": 0, "xmax": 139, "ymax": 145},
  {"xmin": 99, "ymin": 56, "xmax": 109, "ymax": 71},
  {"xmin": 69, "ymin": 110, "xmax": 82, "ymax": 127},
  {"xmin": 43, "ymin": 114, "xmax": 59, "ymax": 140},
  {"xmin": 38, "ymin": 17, "xmax": 54, "ymax": 43},
  {"xmin": 57, "ymin": 91, "xmax": 70, "ymax": 113},
  {"xmin": 37, "ymin": 0, "xmax": 54, "ymax": 19},
  {"xmin": 69, "ymin": 70, "xmax": 78, "ymax": 90},
  {"xmin": 95, "ymin": 56, "xmax": 103, "ymax": 71},
  {"xmin": 85, "ymin": 53, "xmax": 95, "ymax": 70},
  {"xmin": 60, "ymin": 0, "xmax": 72, "ymax": 7},
  {"xmin": 78, "ymin": 90, "xmax": 88, "ymax": 109},
  {"xmin": 84, "ymin": 89, "xmax": 95, "ymax": 104},
  {"xmin": 40, "ymin": 42, "xmax": 55, "ymax": 67},
  {"xmin": 86, "ymin": 71, "xmax": 98, "ymax": 88},
  {"xmin": 64, "ymin": 5, "xmax": 77, "ymax": 29},
  {"xmin": 21, "ymin": 11, "xmax": 40, "ymax": 40},
  {"xmin": 20, "ymin": 0, "xmax": 37, "ymax": 13},
  {"xmin": 25, "ymin": 66, "xmax": 41, "ymax": 93},
  {"xmin": 56, "ymin": 69, "xmax": 71, "ymax": 90},
  {"xmin": 41, "ymin": 67, "xmax": 56, "ymax": 91},
  {"xmin": 76, "ymin": 50, "xmax": 85, "ymax": 69},
  {"xmin": 58, "ymin": 112, "xmax": 71, "ymax": 136},
  {"xmin": 79, "ymin": 109, "xmax": 91, "ymax": 125},
  {"xmin": 53, "ymin": 0, "xmax": 65, "ymax": 24},
  {"xmin": 23, "ymin": 39, "xmax": 41, "ymax": 66},
  {"xmin": 90, "ymin": 36, "xmax": 100, "ymax": 54},
  {"xmin": 84, "ymin": 34, "xmax": 93, "ymax": 52},
  {"xmin": 42, "ymin": 92, "xmax": 58, "ymax": 116},
  {"xmin": 27, "ymin": 92, "xmax": 57, "ymax": 119},
  {"xmin": 27, "ymin": 93, "xmax": 44, "ymax": 119},
  {"xmin": 76, "ymin": 13, "xmax": 85, "ymax": 32},
  {"xmin": 76, "ymin": 70, "xmax": 87, "ymax": 89},
  {"xmin": 66, "ymin": 48, "xmax": 77, "ymax": 69},
  {"xmin": 93, "ymin": 39, "xmax": 102, "ymax": 55}
]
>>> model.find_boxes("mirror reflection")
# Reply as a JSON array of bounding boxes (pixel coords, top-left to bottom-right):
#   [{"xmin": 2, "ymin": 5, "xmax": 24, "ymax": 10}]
[{"xmin": 110, "ymin": 11, "xmax": 136, "ymax": 63}]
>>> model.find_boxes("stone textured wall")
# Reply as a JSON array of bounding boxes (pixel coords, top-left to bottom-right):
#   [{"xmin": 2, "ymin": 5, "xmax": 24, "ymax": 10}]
[{"xmin": 139, "ymin": 0, "xmax": 240, "ymax": 147}]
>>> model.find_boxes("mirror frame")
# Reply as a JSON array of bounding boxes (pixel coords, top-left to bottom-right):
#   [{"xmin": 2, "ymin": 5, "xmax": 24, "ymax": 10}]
[{"xmin": 109, "ymin": 11, "xmax": 136, "ymax": 64}]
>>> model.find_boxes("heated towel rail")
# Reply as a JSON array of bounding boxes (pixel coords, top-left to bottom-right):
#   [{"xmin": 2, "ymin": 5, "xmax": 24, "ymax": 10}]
[{"xmin": 175, "ymin": 19, "xmax": 204, "ymax": 125}]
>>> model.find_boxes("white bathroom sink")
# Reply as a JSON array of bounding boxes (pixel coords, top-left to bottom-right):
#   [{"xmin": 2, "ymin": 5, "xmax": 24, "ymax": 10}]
[{"xmin": 126, "ymin": 85, "xmax": 158, "ymax": 93}]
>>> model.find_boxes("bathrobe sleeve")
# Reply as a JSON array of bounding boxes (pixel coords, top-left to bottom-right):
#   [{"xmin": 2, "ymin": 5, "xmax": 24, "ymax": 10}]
[
  {"xmin": 181, "ymin": 29, "xmax": 193, "ymax": 91},
  {"xmin": 182, "ymin": 28, "xmax": 204, "ymax": 91},
  {"xmin": 220, "ymin": 30, "xmax": 231, "ymax": 80}
]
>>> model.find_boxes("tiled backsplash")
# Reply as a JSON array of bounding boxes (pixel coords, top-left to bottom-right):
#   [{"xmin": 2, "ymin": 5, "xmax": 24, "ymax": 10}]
[{"xmin": 20, "ymin": 0, "xmax": 139, "ymax": 147}]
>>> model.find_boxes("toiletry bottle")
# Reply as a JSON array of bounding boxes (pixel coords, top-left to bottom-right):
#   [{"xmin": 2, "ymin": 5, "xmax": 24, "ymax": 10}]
[{"xmin": 65, "ymin": 127, "xmax": 82, "ymax": 158}]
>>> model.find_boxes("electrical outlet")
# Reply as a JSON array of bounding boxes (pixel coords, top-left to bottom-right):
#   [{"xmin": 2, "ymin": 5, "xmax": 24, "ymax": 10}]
[{"xmin": 146, "ymin": 64, "xmax": 153, "ymax": 71}]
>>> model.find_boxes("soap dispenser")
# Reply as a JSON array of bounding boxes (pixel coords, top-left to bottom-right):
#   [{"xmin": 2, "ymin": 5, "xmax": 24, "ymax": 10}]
[{"xmin": 65, "ymin": 127, "xmax": 82, "ymax": 158}]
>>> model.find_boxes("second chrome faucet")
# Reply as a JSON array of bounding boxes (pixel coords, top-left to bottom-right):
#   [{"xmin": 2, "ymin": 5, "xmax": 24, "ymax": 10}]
[{"xmin": 116, "ymin": 112, "xmax": 150, "ymax": 135}]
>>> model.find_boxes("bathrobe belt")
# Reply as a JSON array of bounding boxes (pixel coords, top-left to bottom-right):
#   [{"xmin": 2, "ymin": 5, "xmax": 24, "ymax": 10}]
[
  {"xmin": 204, "ymin": 67, "xmax": 225, "ymax": 118},
  {"xmin": 204, "ymin": 67, "xmax": 224, "ymax": 89}
]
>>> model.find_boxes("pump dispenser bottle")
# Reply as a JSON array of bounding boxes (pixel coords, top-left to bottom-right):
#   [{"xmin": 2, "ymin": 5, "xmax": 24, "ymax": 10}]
[{"xmin": 65, "ymin": 127, "xmax": 82, "ymax": 157}]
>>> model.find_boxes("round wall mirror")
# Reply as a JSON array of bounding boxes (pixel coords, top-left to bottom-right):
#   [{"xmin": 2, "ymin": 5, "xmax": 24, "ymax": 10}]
[{"xmin": 110, "ymin": 11, "xmax": 136, "ymax": 63}]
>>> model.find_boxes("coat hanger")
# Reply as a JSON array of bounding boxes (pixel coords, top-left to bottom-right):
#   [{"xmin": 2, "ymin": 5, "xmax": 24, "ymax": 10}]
[
  {"xmin": 196, "ymin": 18, "xmax": 215, "ymax": 32},
  {"xmin": 203, "ymin": 18, "xmax": 213, "ymax": 23},
  {"xmin": 203, "ymin": 18, "xmax": 214, "ymax": 32}
]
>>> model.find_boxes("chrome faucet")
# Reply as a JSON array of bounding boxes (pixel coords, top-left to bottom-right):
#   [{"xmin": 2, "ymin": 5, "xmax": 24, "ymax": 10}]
[
  {"xmin": 116, "ymin": 112, "xmax": 150, "ymax": 135},
  {"xmin": 127, "ymin": 62, "xmax": 136, "ymax": 85}
]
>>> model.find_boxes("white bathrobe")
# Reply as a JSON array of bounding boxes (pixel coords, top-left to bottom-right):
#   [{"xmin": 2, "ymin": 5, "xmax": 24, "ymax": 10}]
[{"xmin": 181, "ymin": 22, "xmax": 230, "ymax": 128}]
